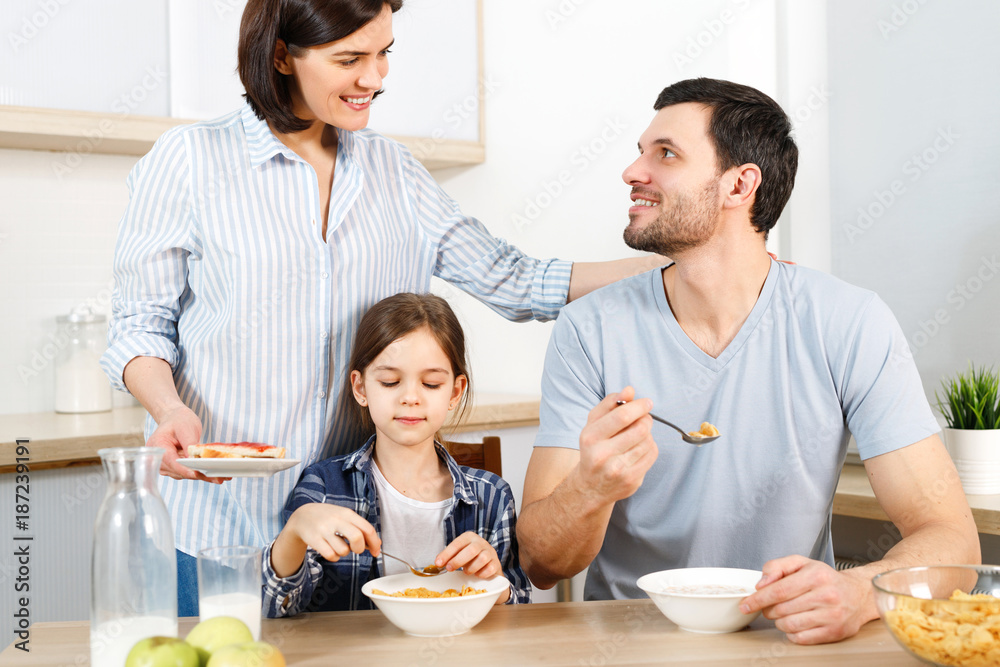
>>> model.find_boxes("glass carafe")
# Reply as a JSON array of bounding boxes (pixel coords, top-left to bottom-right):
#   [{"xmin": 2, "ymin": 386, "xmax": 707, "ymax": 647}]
[{"xmin": 91, "ymin": 448, "xmax": 177, "ymax": 666}]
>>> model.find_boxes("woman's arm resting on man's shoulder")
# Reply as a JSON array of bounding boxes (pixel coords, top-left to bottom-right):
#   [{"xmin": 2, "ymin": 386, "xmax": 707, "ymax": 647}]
[{"xmin": 568, "ymin": 256, "xmax": 668, "ymax": 302}]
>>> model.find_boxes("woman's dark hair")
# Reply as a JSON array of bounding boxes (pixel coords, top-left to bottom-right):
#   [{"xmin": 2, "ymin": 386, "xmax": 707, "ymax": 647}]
[
  {"xmin": 342, "ymin": 293, "xmax": 472, "ymax": 443},
  {"xmin": 238, "ymin": 0, "xmax": 403, "ymax": 134},
  {"xmin": 654, "ymin": 78, "xmax": 798, "ymax": 237}
]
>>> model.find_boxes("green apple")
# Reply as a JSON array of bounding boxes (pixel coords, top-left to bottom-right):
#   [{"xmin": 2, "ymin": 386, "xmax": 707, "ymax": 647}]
[
  {"xmin": 184, "ymin": 617, "xmax": 254, "ymax": 666},
  {"xmin": 125, "ymin": 636, "xmax": 199, "ymax": 667},
  {"xmin": 206, "ymin": 641, "xmax": 285, "ymax": 667}
]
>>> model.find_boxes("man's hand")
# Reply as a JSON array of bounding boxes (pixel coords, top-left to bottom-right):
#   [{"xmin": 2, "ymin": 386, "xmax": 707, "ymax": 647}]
[
  {"xmin": 146, "ymin": 405, "xmax": 224, "ymax": 483},
  {"xmin": 574, "ymin": 386, "xmax": 658, "ymax": 507},
  {"xmin": 739, "ymin": 555, "xmax": 873, "ymax": 644}
]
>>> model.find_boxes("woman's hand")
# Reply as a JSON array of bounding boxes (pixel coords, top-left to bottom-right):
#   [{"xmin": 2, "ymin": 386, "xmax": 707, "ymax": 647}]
[
  {"xmin": 122, "ymin": 356, "xmax": 222, "ymax": 483},
  {"xmin": 435, "ymin": 532, "xmax": 510, "ymax": 603},
  {"xmin": 146, "ymin": 404, "xmax": 221, "ymax": 483}
]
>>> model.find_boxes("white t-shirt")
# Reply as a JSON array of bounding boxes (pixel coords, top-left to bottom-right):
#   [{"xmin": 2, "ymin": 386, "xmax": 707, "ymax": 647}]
[{"xmin": 371, "ymin": 462, "xmax": 452, "ymax": 576}]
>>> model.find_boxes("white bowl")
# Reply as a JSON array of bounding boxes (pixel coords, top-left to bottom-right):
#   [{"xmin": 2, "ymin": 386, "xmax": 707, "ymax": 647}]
[
  {"xmin": 637, "ymin": 567, "xmax": 762, "ymax": 633},
  {"xmin": 362, "ymin": 570, "xmax": 509, "ymax": 637}
]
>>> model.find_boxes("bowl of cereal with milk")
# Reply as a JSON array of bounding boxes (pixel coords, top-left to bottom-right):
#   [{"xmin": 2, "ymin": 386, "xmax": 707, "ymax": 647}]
[
  {"xmin": 362, "ymin": 570, "xmax": 510, "ymax": 637},
  {"xmin": 872, "ymin": 565, "xmax": 1000, "ymax": 667},
  {"xmin": 636, "ymin": 567, "xmax": 762, "ymax": 633}
]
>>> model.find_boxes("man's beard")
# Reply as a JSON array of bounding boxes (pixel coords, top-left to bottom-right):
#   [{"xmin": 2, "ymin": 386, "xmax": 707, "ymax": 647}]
[{"xmin": 623, "ymin": 179, "xmax": 721, "ymax": 257}]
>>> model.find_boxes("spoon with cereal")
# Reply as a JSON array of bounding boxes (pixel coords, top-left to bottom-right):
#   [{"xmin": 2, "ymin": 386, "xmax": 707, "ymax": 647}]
[{"xmin": 616, "ymin": 400, "xmax": 720, "ymax": 445}]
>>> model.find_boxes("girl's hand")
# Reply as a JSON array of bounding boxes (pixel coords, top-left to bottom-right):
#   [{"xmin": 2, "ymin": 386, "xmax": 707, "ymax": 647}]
[
  {"xmin": 285, "ymin": 504, "xmax": 381, "ymax": 563},
  {"xmin": 435, "ymin": 532, "xmax": 510, "ymax": 603}
]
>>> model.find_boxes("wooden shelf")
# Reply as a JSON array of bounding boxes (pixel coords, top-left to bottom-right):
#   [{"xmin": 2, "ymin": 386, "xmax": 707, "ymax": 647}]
[
  {"xmin": 0, "ymin": 393, "xmax": 538, "ymax": 473},
  {"xmin": 835, "ymin": 463, "xmax": 1000, "ymax": 536},
  {"xmin": 0, "ymin": 105, "xmax": 484, "ymax": 170}
]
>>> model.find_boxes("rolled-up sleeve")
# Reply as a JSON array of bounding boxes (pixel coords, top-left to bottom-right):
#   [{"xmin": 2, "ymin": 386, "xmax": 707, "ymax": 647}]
[
  {"xmin": 402, "ymin": 149, "xmax": 571, "ymax": 322},
  {"xmin": 100, "ymin": 129, "xmax": 196, "ymax": 391},
  {"xmin": 261, "ymin": 542, "xmax": 324, "ymax": 618}
]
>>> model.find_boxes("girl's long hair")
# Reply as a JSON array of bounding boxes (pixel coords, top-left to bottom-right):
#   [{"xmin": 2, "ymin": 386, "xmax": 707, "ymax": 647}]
[{"xmin": 340, "ymin": 293, "xmax": 472, "ymax": 446}]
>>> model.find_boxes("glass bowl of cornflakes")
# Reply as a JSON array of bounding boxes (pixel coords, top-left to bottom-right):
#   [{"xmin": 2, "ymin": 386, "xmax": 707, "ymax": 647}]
[
  {"xmin": 362, "ymin": 570, "xmax": 510, "ymax": 637},
  {"xmin": 872, "ymin": 565, "xmax": 1000, "ymax": 667}
]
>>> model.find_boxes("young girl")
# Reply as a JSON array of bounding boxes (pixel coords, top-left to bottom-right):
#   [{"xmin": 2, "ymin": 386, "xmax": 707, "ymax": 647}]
[{"xmin": 262, "ymin": 293, "xmax": 530, "ymax": 614}]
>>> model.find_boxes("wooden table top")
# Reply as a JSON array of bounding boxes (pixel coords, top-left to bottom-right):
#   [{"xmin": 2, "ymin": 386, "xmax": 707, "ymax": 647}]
[{"xmin": 1, "ymin": 600, "xmax": 922, "ymax": 667}]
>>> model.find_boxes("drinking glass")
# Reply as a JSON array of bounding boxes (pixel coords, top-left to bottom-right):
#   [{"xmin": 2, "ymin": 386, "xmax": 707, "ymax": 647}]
[{"xmin": 197, "ymin": 546, "xmax": 262, "ymax": 640}]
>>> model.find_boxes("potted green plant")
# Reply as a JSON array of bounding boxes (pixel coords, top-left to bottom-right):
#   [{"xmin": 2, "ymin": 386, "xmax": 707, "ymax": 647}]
[{"xmin": 936, "ymin": 363, "xmax": 1000, "ymax": 495}]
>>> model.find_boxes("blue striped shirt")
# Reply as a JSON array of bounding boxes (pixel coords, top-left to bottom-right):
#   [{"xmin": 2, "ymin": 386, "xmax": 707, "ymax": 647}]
[
  {"xmin": 101, "ymin": 103, "xmax": 571, "ymax": 556},
  {"xmin": 261, "ymin": 437, "xmax": 531, "ymax": 615}
]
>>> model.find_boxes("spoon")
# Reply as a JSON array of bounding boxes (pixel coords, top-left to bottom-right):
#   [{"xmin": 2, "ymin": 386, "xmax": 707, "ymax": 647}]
[
  {"xmin": 334, "ymin": 532, "xmax": 445, "ymax": 577},
  {"xmin": 381, "ymin": 551, "xmax": 445, "ymax": 577},
  {"xmin": 615, "ymin": 400, "xmax": 720, "ymax": 445}
]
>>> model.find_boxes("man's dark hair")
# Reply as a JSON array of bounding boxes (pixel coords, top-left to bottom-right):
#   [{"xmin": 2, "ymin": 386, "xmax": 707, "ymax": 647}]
[
  {"xmin": 238, "ymin": 0, "xmax": 404, "ymax": 134},
  {"xmin": 655, "ymin": 78, "xmax": 798, "ymax": 235}
]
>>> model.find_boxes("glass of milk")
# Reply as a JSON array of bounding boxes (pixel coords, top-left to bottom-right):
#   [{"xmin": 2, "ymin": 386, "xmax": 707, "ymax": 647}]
[{"xmin": 197, "ymin": 546, "xmax": 262, "ymax": 640}]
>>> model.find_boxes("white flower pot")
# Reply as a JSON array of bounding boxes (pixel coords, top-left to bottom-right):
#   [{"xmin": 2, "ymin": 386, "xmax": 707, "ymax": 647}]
[{"xmin": 943, "ymin": 428, "xmax": 1000, "ymax": 495}]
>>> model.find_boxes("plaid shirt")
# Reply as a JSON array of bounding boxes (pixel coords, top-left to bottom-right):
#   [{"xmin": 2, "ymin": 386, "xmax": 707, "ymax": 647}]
[{"xmin": 262, "ymin": 437, "xmax": 531, "ymax": 616}]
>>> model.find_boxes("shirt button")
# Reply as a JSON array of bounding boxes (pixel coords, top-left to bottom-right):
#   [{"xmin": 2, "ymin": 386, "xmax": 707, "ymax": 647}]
[
  {"xmin": 321, "ymin": 272, "xmax": 329, "ymax": 279},
  {"xmin": 318, "ymin": 390, "xmax": 326, "ymax": 398},
  {"xmin": 320, "ymin": 331, "xmax": 329, "ymax": 339}
]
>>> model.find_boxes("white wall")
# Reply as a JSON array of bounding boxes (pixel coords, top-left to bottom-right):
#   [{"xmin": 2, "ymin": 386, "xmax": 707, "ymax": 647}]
[
  {"xmin": 0, "ymin": 0, "xmax": 781, "ymax": 414},
  {"xmin": 827, "ymin": 0, "xmax": 1000, "ymax": 401},
  {"xmin": 430, "ymin": 0, "xmax": 781, "ymax": 397},
  {"xmin": 0, "ymin": 148, "xmax": 140, "ymax": 414}
]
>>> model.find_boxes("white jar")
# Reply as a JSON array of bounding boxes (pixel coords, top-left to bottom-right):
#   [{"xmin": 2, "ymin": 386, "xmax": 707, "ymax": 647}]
[{"xmin": 54, "ymin": 307, "xmax": 113, "ymax": 413}]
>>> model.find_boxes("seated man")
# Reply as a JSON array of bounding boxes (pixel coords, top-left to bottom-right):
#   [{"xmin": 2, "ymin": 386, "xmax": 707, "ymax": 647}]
[{"xmin": 517, "ymin": 77, "xmax": 979, "ymax": 645}]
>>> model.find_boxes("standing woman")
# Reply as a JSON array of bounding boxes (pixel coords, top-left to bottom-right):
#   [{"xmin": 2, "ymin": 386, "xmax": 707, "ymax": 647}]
[{"xmin": 101, "ymin": 0, "xmax": 657, "ymax": 615}]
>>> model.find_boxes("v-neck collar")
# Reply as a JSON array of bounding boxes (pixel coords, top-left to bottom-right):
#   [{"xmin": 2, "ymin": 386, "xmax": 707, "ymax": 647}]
[{"xmin": 653, "ymin": 257, "xmax": 780, "ymax": 372}]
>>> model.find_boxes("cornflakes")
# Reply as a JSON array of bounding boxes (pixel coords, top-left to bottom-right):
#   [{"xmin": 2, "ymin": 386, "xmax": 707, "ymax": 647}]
[
  {"xmin": 884, "ymin": 589, "xmax": 1000, "ymax": 666},
  {"xmin": 688, "ymin": 422, "xmax": 720, "ymax": 439},
  {"xmin": 372, "ymin": 585, "xmax": 486, "ymax": 598}
]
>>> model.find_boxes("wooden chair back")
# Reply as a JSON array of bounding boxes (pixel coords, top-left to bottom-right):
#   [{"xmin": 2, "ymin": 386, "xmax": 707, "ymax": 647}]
[{"xmin": 443, "ymin": 436, "xmax": 503, "ymax": 477}]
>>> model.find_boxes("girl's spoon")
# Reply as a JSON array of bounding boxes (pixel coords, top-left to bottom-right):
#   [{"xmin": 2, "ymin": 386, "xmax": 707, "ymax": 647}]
[
  {"xmin": 615, "ymin": 400, "xmax": 720, "ymax": 446},
  {"xmin": 381, "ymin": 551, "xmax": 445, "ymax": 577},
  {"xmin": 334, "ymin": 532, "xmax": 444, "ymax": 576}
]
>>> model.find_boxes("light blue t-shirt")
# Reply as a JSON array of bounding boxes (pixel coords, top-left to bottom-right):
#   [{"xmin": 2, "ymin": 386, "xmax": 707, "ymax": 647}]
[{"xmin": 536, "ymin": 260, "xmax": 940, "ymax": 600}]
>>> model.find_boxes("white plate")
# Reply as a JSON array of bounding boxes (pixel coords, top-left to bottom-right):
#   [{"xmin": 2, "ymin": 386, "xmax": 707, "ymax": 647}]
[{"xmin": 176, "ymin": 458, "xmax": 301, "ymax": 478}]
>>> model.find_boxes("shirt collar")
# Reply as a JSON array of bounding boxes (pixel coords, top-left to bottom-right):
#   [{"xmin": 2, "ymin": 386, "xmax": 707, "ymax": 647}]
[
  {"xmin": 241, "ymin": 102, "xmax": 294, "ymax": 168},
  {"xmin": 240, "ymin": 102, "xmax": 360, "ymax": 171},
  {"xmin": 342, "ymin": 436, "xmax": 479, "ymax": 507}
]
